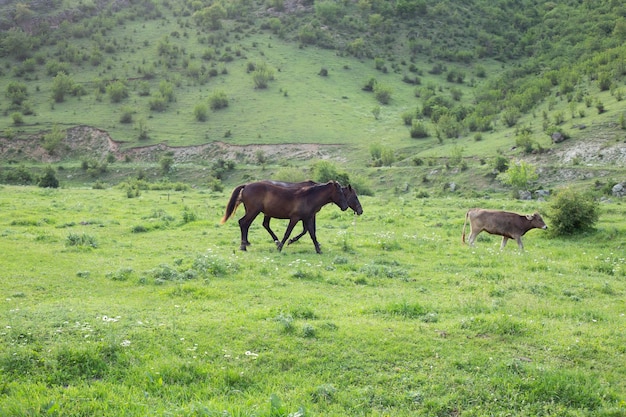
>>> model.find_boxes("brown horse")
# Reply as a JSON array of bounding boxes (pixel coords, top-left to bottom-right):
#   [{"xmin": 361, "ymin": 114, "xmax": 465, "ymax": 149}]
[
  {"xmin": 221, "ymin": 180, "xmax": 349, "ymax": 253},
  {"xmin": 259, "ymin": 180, "xmax": 363, "ymax": 245}
]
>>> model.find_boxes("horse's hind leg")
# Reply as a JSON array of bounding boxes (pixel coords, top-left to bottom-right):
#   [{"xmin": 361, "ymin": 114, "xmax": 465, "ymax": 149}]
[
  {"xmin": 262, "ymin": 215, "xmax": 280, "ymax": 245},
  {"xmin": 238, "ymin": 211, "xmax": 260, "ymax": 251}
]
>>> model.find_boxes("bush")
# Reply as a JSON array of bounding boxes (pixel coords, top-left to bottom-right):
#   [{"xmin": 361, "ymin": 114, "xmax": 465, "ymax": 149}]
[
  {"xmin": 410, "ymin": 120, "xmax": 429, "ymax": 138},
  {"xmin": 547, "ymin": 188, "xmax": 599, "ymax": 236},
  {"xmin": 38, "ymin": 166, "xmax": 59, "ymax": 188},
  {"xmin": 11, "ymin": 112, "xmax": 24, "ymax": 125},
  {"xmin": 120, "ymin": 106, "xmax": 134, "ymax": 123},
  {"xmin": 251, "ymin": 62, "xmax": 275, "ymax": 89},
  {"xmin": 194, "ymin": 103, "xmax": 208, "ymax": 121},
  {"xmin": 106, "ymin": 80, "xmax": 128, "ymax": 103},
  {"xmin": 209, "ymin": 90, "xmax": 228, "ymax": 110},
  {"xmin": 312, "ymin": 161, "xmax": 349, "ymax": 184},
  {"xmin": 498, "ymin": 161, "xmax": 537, "ymax": 192},
  {"xmin": 373, "ymin": 83, "xmax": 393, "ymax": 104}
]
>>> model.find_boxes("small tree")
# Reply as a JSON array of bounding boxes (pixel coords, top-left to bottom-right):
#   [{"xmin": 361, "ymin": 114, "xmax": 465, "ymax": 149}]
[
  {"xmin": 159, "ymin": 156, "xmax": 174, "ymax": 174},
  {"xmin": 312, "ymin": 161, "xmax": 349, "ymax": 184},
  {"xmin": 51, "ymin": 72, "xmax": 75, "ymax": 103},
  {"xmin": 498, "ymin": 161, "xmax": 538, "ymax": 192},
  {"xmin": 547, "ymin": 188, "xmax": 599, "ymax": 236},
  {"xmin": 42, "ymin": 124, "xmax": 65, "ymax": 154},
  {"xmin": 6, "ymin": 81, "xmax": 28, "ymax": 105}
]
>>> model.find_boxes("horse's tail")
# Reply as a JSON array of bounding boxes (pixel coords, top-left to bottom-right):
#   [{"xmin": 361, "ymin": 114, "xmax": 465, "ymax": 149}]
[
  {"xmin": 462, "ymin": 210, "xmax": 470, "ymax": 244},
  {"xmin": 220, "ymin": 185, "xmax": 245, "ymax": 224}
]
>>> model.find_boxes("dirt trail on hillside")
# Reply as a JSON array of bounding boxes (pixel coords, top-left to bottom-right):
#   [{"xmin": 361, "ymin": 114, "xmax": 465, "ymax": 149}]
[{"xmin": 0, "ymin": 125, "xmax": 342, "ymax": 164}]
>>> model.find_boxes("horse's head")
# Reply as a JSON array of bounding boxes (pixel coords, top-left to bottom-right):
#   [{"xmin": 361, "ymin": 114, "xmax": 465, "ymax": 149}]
[
  {"xmin": 330, "ymin": 181, "xmax": 349, "ymax": 211},
  {"xmin": 342, "ymin": 185, "xmax": 363, "ymax": 215}
]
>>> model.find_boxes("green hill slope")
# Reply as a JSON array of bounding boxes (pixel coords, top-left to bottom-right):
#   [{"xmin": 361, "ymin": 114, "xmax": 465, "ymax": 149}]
[{"xmin": 1, "ymin": 0, "xmax": 625, "ymax": 194}]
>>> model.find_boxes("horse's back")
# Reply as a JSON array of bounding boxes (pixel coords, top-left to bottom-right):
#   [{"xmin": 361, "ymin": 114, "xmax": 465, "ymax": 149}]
[{"xmin": 241, "ymin": 181, "xmax": 297, "ymax": 218}]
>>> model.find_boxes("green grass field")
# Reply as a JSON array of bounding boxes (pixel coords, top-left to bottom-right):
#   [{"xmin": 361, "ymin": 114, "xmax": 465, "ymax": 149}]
[{"xmin": 1, "ymin": 185, "xmax": 625, "ymax": 416}]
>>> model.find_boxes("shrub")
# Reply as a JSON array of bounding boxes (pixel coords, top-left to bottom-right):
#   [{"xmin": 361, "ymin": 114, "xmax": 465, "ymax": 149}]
[
  {"xmin": 106, "ymin": 80, "xmax": 128, "ymax": 103},
  {"xmin": 6, "ymin": 81, "xmax": 28, "ymax": 105},
  {"xmin": 209, "ymin": 90, "xmax": 228, "ymax": 110},
  {"xmin": 362, "ymin": 77, "xmax": 377, "ymax": 92},
  {"xmin": 493, "ymin": 156, "xmax": 509, "ymax": 173},
  {"xmin": 149, "ymin": 94, "xmax": 167, "ymax": 112},
  {"xmin": 194, "ymin": 103, "xmax": 208, "ymax": 121},
  {"xmin": 312, "ymin": 160, "xmax": 349, "ymax": 184},
  {"xmin": 38, "ymin": 166, "xmax": 59, "ymax": 188},
  {"xmin": 120, "ymin": 106, "xmax": 134, "ymax": 123},
  {"xmin": 410, "ymin": 120, "xmax": 429, "ymax": 138},
  {"xmin": 252, "ymin": 62, "xmax": 275, "ymax": 89},
  {"xmin": 401, "ymin": 110, "xmax": 415, "ymax": 125},
  {"xmin": 502, "ymin": 107, "xmax": 521, "ymax": 127},
  {"xmin": 373, "ymin": 83, "xmax": 392, "ymax": 104},
  {"xmin": 547, "ymin": 188, "xmax": 599, "ymax": 236},
  {"xmin": 3, "ymin": 165, "xmax": 33, "ymax": 184},
  {"xmin": 11, "ymin": 112, "xmax": 24, "ymax": 125}
]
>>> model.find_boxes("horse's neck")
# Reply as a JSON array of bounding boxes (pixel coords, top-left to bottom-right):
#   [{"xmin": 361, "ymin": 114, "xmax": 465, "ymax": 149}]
[{"xmin": 304, "ymin": 184, "xmax": 333, "ymax": 208}]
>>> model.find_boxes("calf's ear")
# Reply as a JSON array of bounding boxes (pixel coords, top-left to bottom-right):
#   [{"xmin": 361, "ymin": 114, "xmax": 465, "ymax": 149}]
[{"xmin": 525, "ymin": 214, "xmax": 533, "ymax": 220}]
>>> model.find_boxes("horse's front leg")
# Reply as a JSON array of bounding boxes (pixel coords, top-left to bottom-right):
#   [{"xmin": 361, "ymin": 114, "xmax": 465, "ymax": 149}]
[
  {"xmin": 278, "ymin": 219, "xmax": 299, "ymax": 252},
  {"xmin": 288, "ymin": 221, "xmax": 308, "ymax": 245},
  {"xmin": 262, "ymin": 215, "xmax": 280, "ymax": 246},
  {"xmin": 288, "ymin": 216, "xmax": 316, "ymax": 245},
  {"xmin": 303, "ymin": 216, "xmax": 321, "ymax": 254}
]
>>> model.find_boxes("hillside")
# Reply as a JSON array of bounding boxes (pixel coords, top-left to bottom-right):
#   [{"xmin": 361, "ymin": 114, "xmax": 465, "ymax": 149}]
[{"xmin": 1, "ymin": 0, "xmax": 625, "ymax": 194}]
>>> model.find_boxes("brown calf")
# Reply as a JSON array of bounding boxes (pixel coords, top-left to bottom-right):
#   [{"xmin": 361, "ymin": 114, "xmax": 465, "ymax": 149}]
[{"xmin": 462, "ymin": 208, "xmax": 547, "ymax": 250}]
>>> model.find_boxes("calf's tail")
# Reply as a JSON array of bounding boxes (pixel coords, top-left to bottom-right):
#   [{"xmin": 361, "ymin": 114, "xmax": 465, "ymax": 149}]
[
  {"xmin": 220, "ymin": 185, "xmax": 245, "ymax": 224},
  {"xmin": 462, "ymin": 210, "xmax": 470, "ymax": 244}
]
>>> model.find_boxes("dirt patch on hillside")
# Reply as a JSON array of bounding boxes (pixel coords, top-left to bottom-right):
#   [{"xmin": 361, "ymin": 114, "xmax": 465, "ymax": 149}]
[
  {"xmin": 522, "ymin": 122, "xmax": 626, "ymax": 184},
  {"xmin": 0, "ymin": 125, "xmax": 342, "ymax": 164}
]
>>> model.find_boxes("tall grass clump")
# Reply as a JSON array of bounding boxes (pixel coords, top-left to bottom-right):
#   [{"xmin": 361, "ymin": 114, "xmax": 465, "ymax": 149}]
[{"xmin": 66, "ymin": 232, "xmax": 98, "ymax": 248}]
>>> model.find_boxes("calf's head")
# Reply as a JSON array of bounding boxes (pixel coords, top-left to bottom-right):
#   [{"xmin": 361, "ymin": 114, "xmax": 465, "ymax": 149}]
[{"xmin": 526, "ymin": 212, "xmax": 548, "ymax": 230}]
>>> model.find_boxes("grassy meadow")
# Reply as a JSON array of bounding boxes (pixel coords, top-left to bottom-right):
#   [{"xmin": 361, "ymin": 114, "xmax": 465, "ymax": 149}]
[{"xmin": 1, "ymin": 184, "xmax": 625, "ymax": 416}]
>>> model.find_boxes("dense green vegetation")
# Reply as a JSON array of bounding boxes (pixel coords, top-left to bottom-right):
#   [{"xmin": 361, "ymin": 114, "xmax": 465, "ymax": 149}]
[{"xmin": 1, "ymin": 185, "xmax": 625, "ymax": 416}]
